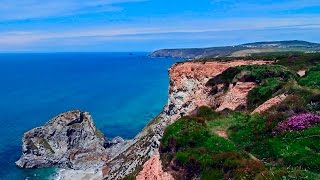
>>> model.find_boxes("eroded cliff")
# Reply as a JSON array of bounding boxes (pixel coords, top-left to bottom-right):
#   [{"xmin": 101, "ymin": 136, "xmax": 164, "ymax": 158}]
[
  {"xmin": 103, "ymin": 60, "xmax": 269, "ymax": 179},
  {"xmin": 16, "ymin": 60, "xmax": 271, "ymax": 180}
]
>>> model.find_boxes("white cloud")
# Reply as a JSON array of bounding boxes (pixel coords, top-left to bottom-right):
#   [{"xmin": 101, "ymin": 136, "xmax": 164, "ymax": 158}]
[
  {"xmin": 1, "ymin": 15, "xmax": 320, "ymax": 47},
  {"xmin": 0, "ymin": 0, "xmax": 147, "ymax": 20}
]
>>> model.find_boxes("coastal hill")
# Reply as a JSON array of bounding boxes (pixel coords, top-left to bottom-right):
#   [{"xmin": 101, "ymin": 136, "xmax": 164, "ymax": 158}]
[
  {"xmin": 150, "ymin": 40, "xmax": 320, "ymax": 59},
  {"xmin": 16, "ymin": 51, "xmax": 320, "ymax": 179}
]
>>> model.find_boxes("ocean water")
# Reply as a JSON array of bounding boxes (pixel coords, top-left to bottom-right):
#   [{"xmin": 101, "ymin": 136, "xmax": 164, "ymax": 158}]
[{"xmin": 0, "ymin": 53, "xmax": 180, "ymax": 180}]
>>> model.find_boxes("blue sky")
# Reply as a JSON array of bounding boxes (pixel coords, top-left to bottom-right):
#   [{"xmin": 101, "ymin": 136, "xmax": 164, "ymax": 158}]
[{"xmin": 1, "ymin": 0, "xmax": 320, "ymax": 52}]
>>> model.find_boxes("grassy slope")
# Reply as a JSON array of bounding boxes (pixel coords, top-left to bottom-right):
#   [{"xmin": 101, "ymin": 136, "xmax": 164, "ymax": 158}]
[{"xmin": 160, "ymin": 53, "xmax": 320, "ymax": 179}]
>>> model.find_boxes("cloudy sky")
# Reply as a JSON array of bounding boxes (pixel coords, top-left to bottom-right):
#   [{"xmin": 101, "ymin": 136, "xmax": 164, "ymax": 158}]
[{"xmin": 1, "ymin": 0, "xmax": 320, "ymax": 52}]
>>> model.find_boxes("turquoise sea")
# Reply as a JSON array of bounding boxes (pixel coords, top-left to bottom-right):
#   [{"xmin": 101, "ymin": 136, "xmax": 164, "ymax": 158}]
[{"xmin": 0, "ymin": 53, "xmax": 179, "ymax": 179}]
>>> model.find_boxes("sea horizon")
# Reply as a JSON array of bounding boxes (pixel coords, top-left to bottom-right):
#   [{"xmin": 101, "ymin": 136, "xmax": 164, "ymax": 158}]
[{"xmin": 0, "ymin": 52, "xmax": 180, "ymax": 179}]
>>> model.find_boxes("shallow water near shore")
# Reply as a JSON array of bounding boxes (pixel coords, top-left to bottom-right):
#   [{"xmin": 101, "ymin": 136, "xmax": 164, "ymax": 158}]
[{"xmin": 0, "ymin": 53, "xmax": 180, "ymax": 179}]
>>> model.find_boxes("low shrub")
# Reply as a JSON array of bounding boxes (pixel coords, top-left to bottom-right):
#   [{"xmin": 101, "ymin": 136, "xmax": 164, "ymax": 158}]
[
  {"xmin": 196, "ymin": 106, "xmax": 219, "ymax": 119},
  {"xmin": 207, "ymin": 64, "xmax": 298, "ymax": 110},
  {"xmin": 269, "ymin": 125, "xmax": 320, "ymax": 172},
  {"xmin": 228, "ymin": 114, "xmax": 277, "ymax": 158},
  {"xmin": 274, "ymin": 113, "xmax": 320, "ymax": 133},
  {"xmin": 236, "ymin": 64, "xmax": 297, "ymax": 83},
  {"xmin": 211, "ymin": 152, "xmax": 265, "ymax": 179},
  {"xmin": 299, "ymin": 64, "xmax": 320, "ymax": 89},
  {"xmin": 247, "ymin": 78, "xmax": 284, "ymax": 109},
  {"xmin": 256, "ymin": 168, "xmax": 320, "ymax": 180},
  {"xmin": 274, "ymin": 53, "xmax": 320, "ymax": 71},
  {"xmin": 160, "ymin": 113, "xmax": 262, "ymax": 179}
]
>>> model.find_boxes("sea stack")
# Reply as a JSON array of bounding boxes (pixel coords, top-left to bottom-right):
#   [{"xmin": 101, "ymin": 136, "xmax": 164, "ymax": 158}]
[{"xmin": 15, "ymin": 110, "xmax": 108, "ymax": 170}]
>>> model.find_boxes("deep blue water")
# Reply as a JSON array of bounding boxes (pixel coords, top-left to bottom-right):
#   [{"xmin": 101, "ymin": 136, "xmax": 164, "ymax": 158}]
[{"xmin": 0, "ymin": 53, "xmax": 179, "ymax": 180}]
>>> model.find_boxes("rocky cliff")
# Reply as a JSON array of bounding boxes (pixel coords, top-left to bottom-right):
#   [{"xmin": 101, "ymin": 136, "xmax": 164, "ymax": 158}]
[
  {"xmin": 16, "ymin": 60, "xmax": 270, "ymax": 180},
  {"xmin": 16, "ymin": 111, "xmax": 109, "ymax": 170},
  {"xmin": 103, "ymin": 60, "xmax": 269, "ymax": 179}
]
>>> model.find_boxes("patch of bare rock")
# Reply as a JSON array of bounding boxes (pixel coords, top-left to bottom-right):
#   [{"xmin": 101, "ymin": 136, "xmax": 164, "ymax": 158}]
[
  {"xmin": 297, "ymin": 69, "xmax": 306, "ymax": 77},
  {"xmin": 214, "ymin": 130, "xmax": 228, "ymax": 139},
  {"xmin": 167, "ymin": 60, "xmax": 269, "ymax": 118},
  {"xmin": 216, "ymin": 82, "xmax": 256, "ymax": 111},
  {"xmin": 252, "ymin": 94, "xmax": 288, "ymax": 114},
  {"xmin": 136, "ymin": 154, "xmax": 174, "ymax": 180}
]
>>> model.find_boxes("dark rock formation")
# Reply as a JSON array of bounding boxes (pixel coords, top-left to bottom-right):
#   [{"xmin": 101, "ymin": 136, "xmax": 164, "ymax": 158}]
[{"xmin": 16, "ymin": 110, "xmax": 108, "ymax": 170}]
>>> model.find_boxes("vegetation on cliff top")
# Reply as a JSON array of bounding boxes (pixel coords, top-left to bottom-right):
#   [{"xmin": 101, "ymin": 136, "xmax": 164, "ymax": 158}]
[
  {"xmin": 161, "ymin": 108, "xmax": 320, "ymax": 179},
  {"xmin": 207, "ymin": 63, "xmax": 298, "ymax": 110},
  {"xmin": 160, "ymin": 56, "xmax": 320, "ymax": 179}
]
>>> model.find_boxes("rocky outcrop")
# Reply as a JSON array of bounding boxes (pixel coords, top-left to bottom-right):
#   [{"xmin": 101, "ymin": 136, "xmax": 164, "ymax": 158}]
[
  {"xmin": 166, "ymin": 60, "xmax": 268, "ymax": 118},
  {"xmin": 16, "ymin": 110, "xmax": 108, "ymax": 170},
  {"xmin": 252, "ymin": 94, "xmax": 288, "ymax": 114},
  {"xmin": 216, "ymin": 82, "xmax": 256, "ymax": 111},
  {"xmin": 136, "ymin": 154, "xmax": 174, "ymax": 180}
]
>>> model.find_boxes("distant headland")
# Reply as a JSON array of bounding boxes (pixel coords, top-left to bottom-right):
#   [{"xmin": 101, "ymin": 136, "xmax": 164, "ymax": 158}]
[{"xmin": 150, "ymin": 40, "xmax": 320, "ymax": 59}]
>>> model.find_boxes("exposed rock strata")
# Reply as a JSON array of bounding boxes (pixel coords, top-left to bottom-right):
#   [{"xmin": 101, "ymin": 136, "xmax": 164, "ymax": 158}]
[
  {"xmin": 136, "ymin": 154, "xmax": 174, "ymax": 180},
  {"xmin": 252, "ymin": 94, "xmax": 288, "ymax": 114},
  {"xmin": 16, "ymin": 110, "xmax": 108, "ymax": 170},
  {"xmin": 104, "ymin": 60, "xmax": 269, "ymax": 179},
  {"xmin": 216, "ymin": 82, "xmax": 256, "ymax": 111},
  {"xmin": 16, "ymin": 60, "xmax": 271, "ymax": 180},
  {"xmin": 167, "ymin": 60, "xmax": 268, "ymax": 117}
]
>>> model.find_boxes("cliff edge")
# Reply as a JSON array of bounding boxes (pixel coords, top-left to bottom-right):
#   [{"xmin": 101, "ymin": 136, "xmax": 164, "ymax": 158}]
[
  {"xmin": 16, "ymin": 60, "xmax": 271, "ymax": 180},
  {"xmin": 103, "ymin": 60, "xmax": 269, "ymax": 179}
]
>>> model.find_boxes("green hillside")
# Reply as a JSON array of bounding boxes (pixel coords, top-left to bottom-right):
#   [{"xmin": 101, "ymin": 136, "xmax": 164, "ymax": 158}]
[{"xmin": 160, "ymin": 53, "xmax": 320, "ymax": 179}]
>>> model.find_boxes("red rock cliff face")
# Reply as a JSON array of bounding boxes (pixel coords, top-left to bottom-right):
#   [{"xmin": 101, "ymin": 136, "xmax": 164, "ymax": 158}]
[
  {"xmin": 136, "ymin": 154, "xmax": 174, "ymax": 180},
  {"xmin": 132, "ymin": 60, "xmax": 269, "ymax": 180},
  {"xmin": 105, "ymin": 60, "xmax": 270, "ymax": 180},
  {"xmin": 165, "ymin": 60, "xmax": 268, "ymax": 121}
]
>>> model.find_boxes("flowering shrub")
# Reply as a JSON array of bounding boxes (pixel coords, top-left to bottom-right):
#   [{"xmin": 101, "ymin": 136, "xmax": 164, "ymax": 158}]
[{"xmin": 274, "ymin": 113, "xmax": 320, "ymax": 133}]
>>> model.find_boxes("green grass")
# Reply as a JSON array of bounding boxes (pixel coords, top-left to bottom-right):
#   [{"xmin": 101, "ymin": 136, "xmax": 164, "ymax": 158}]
[
  {"xmin": 299, "ymin": 65, "xmax": 320, "ymax": 89},
  {"xmin": 207, "ymin": 112, "xmax": 249, "ymax": 133},
  {"xmin": 255, "ymin": 168, "xmax": 320, "ymax": 180},
  {"xmin": 228, "ymin": 113, "xmax": 320, "ymax": 173},
  {"xmin": 236, "ymin": 64, "xmax": 297, "ymax": 82},
  {"xmin": 157, "ymin": 53, "xmax": 320, "ymax": 180},
  {"xmin": 207, "ymin": 64, "xmax": 298, "ymax": 109},
  {"xmin": 160, "ymin": 104, "xmax": 320, "ymax": 179},
  {"xmin": 161, "ymin": 110, "xmax": 269, "ymax": 179},
  {"xmin": 269, "ymin": 126, "xmax": 320, "ymax": 172},
  {"xmin": 247, "ymin": 78, "xmax": 285, "ymax": 109}
]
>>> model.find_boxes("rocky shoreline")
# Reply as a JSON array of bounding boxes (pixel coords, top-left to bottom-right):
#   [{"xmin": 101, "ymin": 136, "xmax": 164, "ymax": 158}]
[{"xmin": 17, "ymin": 59, "xmax": 270, "ymax": 180}]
